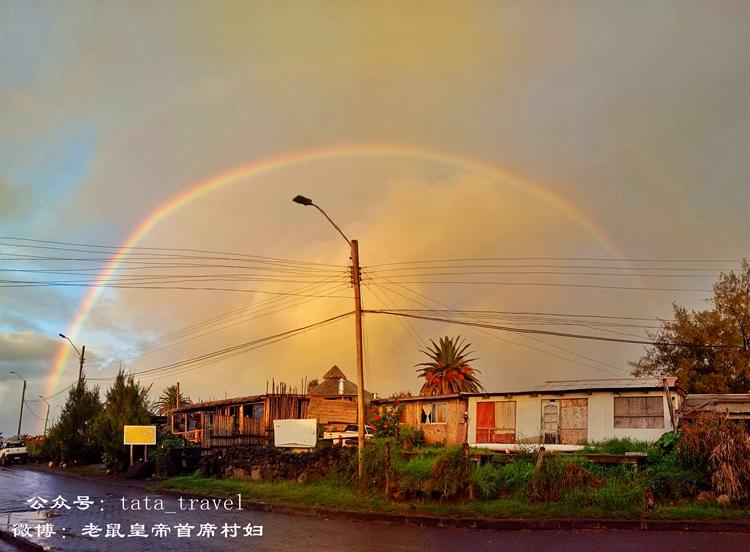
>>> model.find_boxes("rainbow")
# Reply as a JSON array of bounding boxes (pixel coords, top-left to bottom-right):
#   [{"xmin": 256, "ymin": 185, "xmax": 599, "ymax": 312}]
[{"xmin": 47, "ymin": 143, "xmax": 623, "ymax": 398}]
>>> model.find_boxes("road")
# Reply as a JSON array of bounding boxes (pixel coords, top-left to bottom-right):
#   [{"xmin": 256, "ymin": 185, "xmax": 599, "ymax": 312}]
[{"xmin": 1, "ymin": 466, "xmax": 749, "ymax": 551}]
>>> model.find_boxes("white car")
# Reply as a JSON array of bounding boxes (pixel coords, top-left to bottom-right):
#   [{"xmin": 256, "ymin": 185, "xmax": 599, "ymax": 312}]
[
  {"xmin": 0, "ymin": 439, "xmax": 28, "ymax": 466},
  {"xmin": 323, "ymin": 424, "xmax": 375, "ymax": 445}
]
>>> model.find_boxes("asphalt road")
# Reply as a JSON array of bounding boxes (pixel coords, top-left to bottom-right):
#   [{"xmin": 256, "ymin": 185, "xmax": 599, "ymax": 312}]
[{"xmin": 1, "ymin": 465, "xmax": 750, "ymax": 551}]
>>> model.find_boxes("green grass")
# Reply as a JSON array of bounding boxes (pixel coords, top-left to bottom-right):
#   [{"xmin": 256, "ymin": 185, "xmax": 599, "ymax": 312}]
[
  {"xmin": 154, "ymin": 473, "xmax": 750, "ymax": 521},
  {"xmin": 582, "ymin": 438, "xmax": 652, "ymax": 455}
]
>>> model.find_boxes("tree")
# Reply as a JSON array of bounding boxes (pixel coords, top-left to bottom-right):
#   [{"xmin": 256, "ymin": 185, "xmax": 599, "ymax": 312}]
[
  {"xmin": 415, "ymin": 336, "xmax": 485, "ymax": 396},
  {"xmin": 94, "ymin": 370, "xmax": 152, "ymax": 470},
  {"xmin": 44, "ymin": 377, "xmax": 102, "ymax": 464},
  {"xmin": 153, "ymin": 384, "xmax": 192, "ymax": 415},
  {"xmin": 631, "ymin": 260, "xmax": 750, "ymax": 393},
  {"xmin": 306, "ymin": 379, "xmax": 319, "ymax": 393}
]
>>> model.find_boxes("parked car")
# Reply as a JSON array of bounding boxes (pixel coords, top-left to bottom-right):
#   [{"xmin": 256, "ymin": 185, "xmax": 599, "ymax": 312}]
[
  {"xmin": 323, "ymin": 424, "xmax": 374, "ymax": 446},
  {"xmin": 0, "ymin": 439, "xmax": 27, "ymax": 466}
]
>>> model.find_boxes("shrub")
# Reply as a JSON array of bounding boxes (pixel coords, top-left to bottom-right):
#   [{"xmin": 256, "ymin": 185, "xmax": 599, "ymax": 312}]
[
  {"xmin": 430, "ymin": 445, "xmax": 471, "ymax": 500},
  {"xmin": 529, "ymin": 455, "xmax": 603, "ymax": 502},
  {"xmin": 471, "ymin": 463, "xmax": 504, "ymax": 499},
  {"xmin": 397, "ymin": 425, "xmax": 425, "ymax": 450},
  {"xmin": 679, "ymin": 413, "xmax": 750, "ymax": 501},
  {"xmin": 368, "ymin": 404, "xmax": 403, "ymax": 438},
  {"xmin": 393, "ymin": 454, "xmax": 435, "ymax": 497}
]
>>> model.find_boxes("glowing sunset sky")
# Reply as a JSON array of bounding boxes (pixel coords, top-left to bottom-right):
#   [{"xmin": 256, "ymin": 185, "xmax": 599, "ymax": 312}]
[{"xmin": 1, "ymin": 1, "xmax": 749, "ymax": 435}]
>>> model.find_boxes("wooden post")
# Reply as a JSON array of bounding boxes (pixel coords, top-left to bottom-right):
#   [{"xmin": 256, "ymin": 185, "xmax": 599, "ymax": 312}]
[
  {"xmin": 385, "ymin": 441, "xmax": 391, "ymax": 496},
  {"xmin": 663, "ymin": 378, "xmax": 677, "ymax": 431},
  {"xmin": 144, "ymin": 445, "xmax": 148, "ymax": 463},
  {"xmin": 130, "ymin": 444, "xmax": 134, "ymax": 467},
  {"xmin": 463, "ymin": 442, "xmax": 473, "ymax": 500}
]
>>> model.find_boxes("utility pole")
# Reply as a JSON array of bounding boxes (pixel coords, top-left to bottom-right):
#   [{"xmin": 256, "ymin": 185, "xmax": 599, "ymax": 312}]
[
  {"xmin": 39, "ymin": 395, "xmax": 51, "ymax": 436},
  {"xmin": 77, "ymin": 345, "xmax": 86, "ymax": 391},
  {"xmin": 293, "ymin": 195, "xmax": 368, "ymax": 480},
  {"xmin": 10, "ymin": 372, "xmax": 26, "ymax": 438},
  {"xmin": 43, "ymin": 402, "xmax": 50, "ymax": 436},
  {"xmin": 176, "ymin": 381, "xmax": 180, "ymax": 409},
  {"xmin": 350, "ymin": 239, "xmax": 366, "ymax": 480}
]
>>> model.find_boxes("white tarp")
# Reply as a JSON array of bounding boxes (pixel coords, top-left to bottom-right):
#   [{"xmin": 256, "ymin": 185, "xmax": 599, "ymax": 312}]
[{"xmin": 273, "ymin": 418, "xmax": 317, "ymax": 448}]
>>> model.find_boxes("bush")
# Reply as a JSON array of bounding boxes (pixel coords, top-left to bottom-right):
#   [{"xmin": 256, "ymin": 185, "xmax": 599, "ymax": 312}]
[
  {"xmin": 430, "ymin": 445, "xmax": 471, "ymax": 500},
  {"xmin": 471, "ymin": 463, "xmax": 504, "ymax": 499},
  {"xmin": 679, "ymin": 413, "xmax": 750, "ymax": 501},
  {"xmin": 393, "ymin": 454, "xmax": 434, "ymax": 497},
  {"xmin": 529, "ymin": 455, "xmax": 603, "ymax": 502},
  {"xmin": 153, "ymin": 435, "xmax": 192, "ymax": 477},
  {"xmin": 397, "ymin": 425, "xmax": 425, "ymax": 450}
]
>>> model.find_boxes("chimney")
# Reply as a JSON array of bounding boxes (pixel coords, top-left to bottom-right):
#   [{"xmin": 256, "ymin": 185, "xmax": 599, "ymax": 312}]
[{"xmin": 338, "ymin": 378, "xmax": 345, "ymax": 395}]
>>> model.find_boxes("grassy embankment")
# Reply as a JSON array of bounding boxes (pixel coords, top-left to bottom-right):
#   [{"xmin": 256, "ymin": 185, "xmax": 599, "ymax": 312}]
[{"xmin": 156, "ymin": 437, "xmax": 750, "ymax": 520}]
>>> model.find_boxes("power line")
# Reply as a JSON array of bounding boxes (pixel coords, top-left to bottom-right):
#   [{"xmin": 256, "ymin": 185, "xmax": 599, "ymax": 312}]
[
  {"xmin": 366, "ymin": 310, "xmax": 745, "ymax": 349},
  {"xmin": 0, "ymin": 236, "xmax": 346, "ymax": 268},
  {"xmin": 363, "ymin": 279, "xmax": 711, "ymax": 292},
  {"xmin": 364, "ymin": 276, "xmax": 630, "ymax": 377}
]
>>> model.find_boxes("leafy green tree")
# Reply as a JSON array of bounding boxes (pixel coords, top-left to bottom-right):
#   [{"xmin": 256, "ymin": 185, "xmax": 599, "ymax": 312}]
[
  {"xmin": 45, "ymin": 377, "xmax": 102, "ymax": 464},
  {"xmin": 153, "ymin": 384, "xmax": 191, "ymax": 415},
  {"xmin": 631, "ymin": 260, "xmax": 750, "ymax": 393},
  {"xmin": 416, "ymin": 336, "xmax": 485, "ymax": 395},
  {"xmin": 94, "ymin": 370, "xmax": 152, "ymax": 470}
]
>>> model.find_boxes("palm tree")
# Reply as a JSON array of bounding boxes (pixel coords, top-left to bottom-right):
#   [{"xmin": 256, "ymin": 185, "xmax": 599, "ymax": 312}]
[
  {"xmin": 415, "ymin": 336, "xmax": 485, "ymax": 396},
  {"xmin": 153, "ymin": 384, "xmax": 192, "ymax": 415}
]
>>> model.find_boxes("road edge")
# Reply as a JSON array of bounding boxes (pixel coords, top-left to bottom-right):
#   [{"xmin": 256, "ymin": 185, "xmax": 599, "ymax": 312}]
[{"xmin": 15, "ymin": 465, "xmax": 750, "ymax": 534}]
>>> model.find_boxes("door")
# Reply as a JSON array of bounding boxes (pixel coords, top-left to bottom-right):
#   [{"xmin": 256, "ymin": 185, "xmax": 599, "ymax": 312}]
[
  {"xmin": 559, "ymin": 398, "xmax": 588, "ymax": 444},
  {"xmin": 541, "ymin": 400, "xmax": 559, "ymax": 444}
]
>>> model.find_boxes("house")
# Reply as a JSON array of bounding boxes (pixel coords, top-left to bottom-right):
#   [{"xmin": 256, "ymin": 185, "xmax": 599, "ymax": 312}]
[
  {"xmin": 307, "ymin": 365, "xmax": 373, "ymax": 402},
  {"xmin": 371, "ymin": 394, "xmax": 469, "ymax": 446},
  {"xmin": 306, "ymin": 365, "xmax": 373, "ymax": 430},
  {"xmin": 169, "ymin": 391, "xmax": 309, "ymax": 448},
  {"xmin": 467, "ymin": 377, "xmax": 680, "ymax": 448},
  {"xmin": 679, "ymin": 394, "xmax": 750, "ymax": 421}
]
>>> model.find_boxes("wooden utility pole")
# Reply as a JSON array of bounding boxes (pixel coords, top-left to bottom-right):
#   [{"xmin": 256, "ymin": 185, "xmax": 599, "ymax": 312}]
[
  {"xmin": 16, "ymin": 379, "xmax": 26, "ymax": 438},
  {"xmin": 43, "ymin": 403, "xmax": 50, "ymax": 436},
  {"xmin": 292, "ymin": 194, "xmax": 368, "ymax": 480},
  {"xmin": 77, "ymin": 345, "xmax": 86, "ymax": 391},
  {"xmin": 351, "ymin": 239, "xmax": 366, "ymax": 480},
  {"xmin": 176, "ymin": 381, "xmax": 181, "ymax": 409},
  {"xmin": 662, "ymin": 378, "xmax": 677, "ymax": 430}
]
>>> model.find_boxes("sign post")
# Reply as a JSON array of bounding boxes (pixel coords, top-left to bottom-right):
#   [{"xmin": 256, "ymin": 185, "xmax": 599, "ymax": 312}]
[{"xmin": 123, "ymin": 425, "xmax": 157, "ymax": 466}]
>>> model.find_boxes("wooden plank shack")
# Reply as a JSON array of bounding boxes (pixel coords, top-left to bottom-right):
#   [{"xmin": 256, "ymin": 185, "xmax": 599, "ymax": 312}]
[{"xmin": 169, "ymin": 391, "xmax": 309, "ymax": 449}]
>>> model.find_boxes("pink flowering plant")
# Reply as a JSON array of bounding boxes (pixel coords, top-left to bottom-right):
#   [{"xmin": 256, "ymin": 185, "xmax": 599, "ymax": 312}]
[{"xmin": 368, "ymin": 402, "xmax": 404, "ymax": 438}]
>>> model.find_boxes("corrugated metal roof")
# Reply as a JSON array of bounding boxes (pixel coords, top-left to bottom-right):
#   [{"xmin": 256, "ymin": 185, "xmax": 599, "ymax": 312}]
[
  {"xmin": 532, "ymin": 377, "xmax": 676, "ymax": 393},
  {"xmin": 171, "ymin": 393, "xmax": 308, "ymax": 413},
  {"xmin": 372, "ymin": 393, "xmax": 464, "ymax": 405}
]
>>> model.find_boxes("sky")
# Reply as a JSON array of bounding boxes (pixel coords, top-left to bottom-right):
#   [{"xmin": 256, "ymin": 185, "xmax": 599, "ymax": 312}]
[{"xmin": 1, "ymin": 1, "xmax": 749, "ymax": 437}]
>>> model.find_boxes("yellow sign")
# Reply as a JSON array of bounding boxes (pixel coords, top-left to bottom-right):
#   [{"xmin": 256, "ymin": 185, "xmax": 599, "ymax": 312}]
[{"xmin": 123, "ymin": 425, "xmax": 156, "ymax": 445}]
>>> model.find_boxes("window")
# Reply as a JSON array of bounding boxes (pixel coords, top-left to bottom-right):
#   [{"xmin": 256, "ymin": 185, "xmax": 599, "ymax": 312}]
[
  {"xmin": 614, "ymin": 396, "xmax": 664, "ymax": 429},
  {"xmin": 420, "ymin": 402, "xmax": 447, "ymax": 424},
  {"xmin": 476, "ymin": 401, "xmax": 516, "ymax": 443},
  {"xmin": 244, "ymin": 403, "xmax": 264, "ymax": 419}
]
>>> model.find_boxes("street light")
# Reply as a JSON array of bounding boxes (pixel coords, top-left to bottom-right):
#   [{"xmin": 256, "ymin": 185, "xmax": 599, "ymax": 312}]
[
  {"xmin": 292, "ymin": 194, "xmax": 367, "ymax": 480},
  {"xmin": 59, "ymin": 333, "xmax": 86, "ymax": 391},
  {"xmin": 9, "ymin": 371, "xmax": 26, "ymax": 439},
  {"xmin": 38, "ymin": 395, "xmax": 51, "ymax": 436}
]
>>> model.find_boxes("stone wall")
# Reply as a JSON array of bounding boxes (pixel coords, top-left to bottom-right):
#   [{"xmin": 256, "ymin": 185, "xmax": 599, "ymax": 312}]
[{"xmin": 199, "ymin": 446, "xmax": 354, "ymax": 483}]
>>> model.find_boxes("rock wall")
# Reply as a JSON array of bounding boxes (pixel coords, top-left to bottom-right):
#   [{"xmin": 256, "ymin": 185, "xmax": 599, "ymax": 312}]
[{"xmin": 199, "ymin": 446, "xmax": 354, "ymax": 482}]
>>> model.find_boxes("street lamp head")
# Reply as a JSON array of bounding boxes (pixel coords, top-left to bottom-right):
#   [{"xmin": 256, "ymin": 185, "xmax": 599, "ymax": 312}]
[
  {"xmin": 58, "ymin": 333, "xmax": 67, "ymax": 339},
  {"xmin": 292, "ymin": 195, "xmax": 313, "ymax": 206}
]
